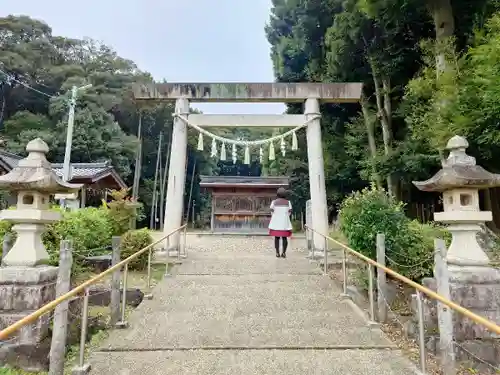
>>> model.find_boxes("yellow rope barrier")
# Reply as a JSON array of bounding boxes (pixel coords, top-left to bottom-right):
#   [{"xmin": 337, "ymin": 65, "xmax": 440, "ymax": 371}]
[
  {"xmin": 0, "ymin": 225, "xmax": 187, "ymax": 340},
  {"xmin": 305, "ymin": 225, "xmax": 500, "ymax": 336}
]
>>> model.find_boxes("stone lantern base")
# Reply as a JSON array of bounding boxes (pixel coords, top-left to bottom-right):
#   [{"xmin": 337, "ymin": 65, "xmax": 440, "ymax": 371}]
[
  {"xmin": 447, "ymin": 265, "xmax": 500, "ymax": 339},
  {"xmin": 408, "ymin": 266, "xmax": 500, "ymax": 367},
  {"xmin": 0, "ymin": 265, "xmax": 58, "ymax": 371}
]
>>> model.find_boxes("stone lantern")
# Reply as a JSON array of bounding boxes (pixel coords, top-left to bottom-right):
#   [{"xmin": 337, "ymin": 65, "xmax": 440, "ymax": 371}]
[
  {"xmin": 413, "ymin": 135, "xmax": 500, "ymax": 268},
  {"xmin": 0, "ymin": 138, "xmax": 82, "ymax": 266},
  {"xmin": 413, "ymin": 135, "xmax": 500, "ymax": 362},
  {"xmin": 0, "ymin": 138, "xmax": 82, "ymax": 370}
]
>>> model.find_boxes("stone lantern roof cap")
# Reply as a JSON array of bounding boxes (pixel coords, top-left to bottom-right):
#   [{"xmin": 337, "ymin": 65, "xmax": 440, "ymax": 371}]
[
  {"xmin": 412, "ymin": 135, "xmax": 500, "ymax": 192},
  {"xmin": 0, "ymin": 138, "xmax": 83, "ymax": 193}
]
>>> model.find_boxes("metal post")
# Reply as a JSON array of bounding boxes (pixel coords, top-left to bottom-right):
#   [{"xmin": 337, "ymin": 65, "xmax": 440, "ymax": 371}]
[
  {"xmin": 116, "ymin": 264, "xmax": 129, "ymax": 328},
  {"xmin": 192, "ymin": 200, "xmax": 196, "ymax": 227},
  {"xmin": 340, "ymin": 249, "xmax": 349, "ymax": 299},
  {"xmin": 164, "ymin": 236, "xmax": 171, "ymax": 276},
  {"xmin": 71, "ymin": 288, "xmax": 91, "ymax": 375},
  {"xmin": 416, "ymin": 290, "xmax": 427, "ymax": 373},
  {"xmin": 311, "ymin": 228, "xmax": 315, "ymax": 261},
  {"xmin": 165, "ymin": 232, "xmax": 170, "ymax": 254},
  {"xmin": 144, "ymin": 248, "xmax": 153, "ymax": 300},
  {"xmin": 376, "ymin": 233, "xmax": 387, "ymax": 323},
  {"xmin": 177, "ymin": 233, "xmax": 181, "ymax": 262},
  {"xmin": 304, "ymin": 225, "xmax": 311, "ymax": 256},
  {"xmin": 182, "ymin": 225, "xmax": 188, "ymax": 258},
  {"xmin": 78, "ymin": 289, "xmax": 89, "ymax": 367},
  {"xmin": 368, "ymin": 264, "xmax": 376, "ymax": 324},
  {"xmin": 323, "ymin": 237, "xmax": 328, "ymax": 274}
]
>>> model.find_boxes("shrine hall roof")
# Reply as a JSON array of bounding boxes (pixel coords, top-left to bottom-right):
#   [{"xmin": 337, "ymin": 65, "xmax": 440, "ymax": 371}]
[
  {"xmin": 0, "ymin": 150, "xmax": 126, "ymax": 189},
  {"xmin": 200, "ymin": 175, "xmax": 289, "ymax": 188}
]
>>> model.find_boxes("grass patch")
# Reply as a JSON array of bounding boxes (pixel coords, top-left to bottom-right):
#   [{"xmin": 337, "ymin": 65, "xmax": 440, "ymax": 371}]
[
  {"xmin": 73, "ymin": 263, "xmax": 167, "ymax": 289},
  {"xmin": 0, "ymin": 369, "xmax": 46, "ymax": 375}
]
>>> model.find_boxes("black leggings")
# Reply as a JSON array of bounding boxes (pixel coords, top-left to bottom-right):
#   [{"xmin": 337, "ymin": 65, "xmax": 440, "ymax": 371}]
[{"xmin": 274, "ymin": 237, "xmax": 288, "ymax": 253}]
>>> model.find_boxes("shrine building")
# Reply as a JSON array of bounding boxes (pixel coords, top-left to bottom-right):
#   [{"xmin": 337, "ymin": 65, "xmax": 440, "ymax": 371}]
[{"xmin": 200, "ymin": 175, "xmax": 289, "ymax": 234}]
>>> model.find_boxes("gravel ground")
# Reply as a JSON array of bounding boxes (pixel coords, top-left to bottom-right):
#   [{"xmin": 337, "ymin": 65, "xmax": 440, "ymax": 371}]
[
  {"xmin": 88, "ymin": 235, "xmax": 420, "ymax": 375},
  {"xmin": 90, "ymin": 349, "xmax": 419, "ymax": 375}
]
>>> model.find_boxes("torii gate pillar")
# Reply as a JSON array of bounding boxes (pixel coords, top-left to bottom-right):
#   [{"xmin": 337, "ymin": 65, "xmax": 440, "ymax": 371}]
[
  {"xmin": 305, "ymin": 98, "xmax": 329, "ymax": 253},
  {"xmin": 164, "ymin": 98, "xmax": 189, "ymax": 249}
]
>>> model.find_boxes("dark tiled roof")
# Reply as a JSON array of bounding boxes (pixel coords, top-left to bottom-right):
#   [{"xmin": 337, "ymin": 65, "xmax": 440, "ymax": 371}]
[
  {"xmin": 0, "ymin": 150, "xmax": 22, "ymax": 169},
  {"xmin": 51, "ymin": 161, "xmax": 111, "ymax": 179},
  {"xmin": 200, "ymin": 175, "xmax": 289, "ymax": 187},
  {"xmin": 0, "ymin": 151, "xmax": 126, "ymax": 188}
]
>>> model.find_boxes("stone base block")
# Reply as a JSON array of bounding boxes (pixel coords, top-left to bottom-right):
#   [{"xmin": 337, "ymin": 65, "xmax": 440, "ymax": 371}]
[
  {"xmin": 115, "ymin": 321, "xmax": 129, "ymax": 329},
  {"xmin": 409, "ymin": 266, "xmax": 500, "ymax": 368},
  {"xmin": 87, "ymin": 287, "xmax": 144, "ymax": 308},
  {"xmin": 416, "ymin": 335, "xmax": 500, "ymax": 372},
  {"xmin": 71, "ymin": 363, "xmax": 91, "ymax": 375},
  {"xmin": 455, "ymin": 339, "xmax": 500, "ymax": 369},
  {"xmin": 0, "ymin": 265, "xmax": 58, "ymax": 370},
  {"xmin": 417, "ymin": 267, "xmax": 500, "ymax": 340},
  {"xmin": 0, "ymin": 337, "xmax": 51, "ymax": 372},
  {"xmin": 307, "ymin": 250, "xmax": 325, "ymax": 259}
]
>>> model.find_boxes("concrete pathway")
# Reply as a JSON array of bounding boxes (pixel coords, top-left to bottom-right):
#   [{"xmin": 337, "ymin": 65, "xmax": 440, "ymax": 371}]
[{"xmin": 89, "ymin": 236, "xmax": 419, "ymax": 375}]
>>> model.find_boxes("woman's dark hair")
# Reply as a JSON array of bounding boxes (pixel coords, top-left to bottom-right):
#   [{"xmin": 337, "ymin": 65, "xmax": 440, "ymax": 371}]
[{"xmin": 276, "ymin": 187, "xmax": 288, "ymax": 199}]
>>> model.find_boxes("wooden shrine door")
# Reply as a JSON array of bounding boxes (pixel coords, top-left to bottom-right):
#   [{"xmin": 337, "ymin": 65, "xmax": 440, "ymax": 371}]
[{"xmin": 212, "ymin": 194, "xmax": 274, "ymax": 233}]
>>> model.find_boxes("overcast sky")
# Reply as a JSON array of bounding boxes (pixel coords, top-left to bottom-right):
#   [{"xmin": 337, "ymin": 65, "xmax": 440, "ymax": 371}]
[{"xmin": 1, "ymin": 0, "xmax": 285, "ymax": 114}]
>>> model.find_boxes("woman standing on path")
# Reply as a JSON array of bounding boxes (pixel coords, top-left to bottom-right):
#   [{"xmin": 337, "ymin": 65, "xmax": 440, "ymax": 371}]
[{"xmin": 268, "ymin": 187, "xmax": 293, "ymax": 258}]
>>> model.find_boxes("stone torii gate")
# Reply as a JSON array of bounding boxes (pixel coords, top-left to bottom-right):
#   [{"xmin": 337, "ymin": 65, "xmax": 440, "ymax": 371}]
[{"xmin": 133, "ymin": 82, "xmax": 362, "ymax": 252}]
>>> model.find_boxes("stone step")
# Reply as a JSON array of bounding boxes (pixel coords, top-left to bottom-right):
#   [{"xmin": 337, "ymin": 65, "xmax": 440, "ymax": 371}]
[{"xmin": 89, "ymin": 348, "xmax": 418, "ymax": 375}]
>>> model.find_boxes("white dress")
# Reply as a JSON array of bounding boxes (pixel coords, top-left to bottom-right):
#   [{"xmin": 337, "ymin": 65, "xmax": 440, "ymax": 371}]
[{"xmin": 268, "ymin": 198, "xmax": 293, "ymax": 237}]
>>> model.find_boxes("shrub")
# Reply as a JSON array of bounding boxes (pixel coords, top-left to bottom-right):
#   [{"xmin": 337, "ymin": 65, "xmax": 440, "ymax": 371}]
[
  {"xmin": 44, "ymin": 206, "xmax": 113, "ymax": 266},
  {"xmin": 119, "ymin": 228, "xmax": 153, "ymax": 270},
  {"xmin": 106, "ymin": 189, "xmax": 140, "ymax": 236},
  {"xmin": 338, "ymin": 185, "xmax": 449, "ymax": 281},
  {"xmin": 339, "ymin": 186, "xmax": 409, "ymax": 260}
]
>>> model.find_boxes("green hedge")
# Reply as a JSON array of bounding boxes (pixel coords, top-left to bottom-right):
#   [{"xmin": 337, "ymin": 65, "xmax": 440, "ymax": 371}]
[
  {"xmin": 0, "ymin": 205, "xmax": 150, "ymax": 274},
  {"xmin": 338, "ymin": 186, "xmax": 450, "ymax": 281},
  {"xmin": 43, "ymin": 206, "xmax": 113, "ymax": 266},
  {"xmin": 119, "ymin": 228, "xmax": 153, "ymax": 270}
]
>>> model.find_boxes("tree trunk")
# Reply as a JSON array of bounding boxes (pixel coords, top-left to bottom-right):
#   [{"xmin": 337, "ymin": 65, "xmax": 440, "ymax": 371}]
[
  {"xmin": 368, "ymin": 56, "xmax": 397, "ymax": 197},
  {"xmin": 360, "ymin": 96, "xmax": 382, "ymax": 189},
  {"xmin": 427, "ymin": 0, "xmax": 455, "ymax": 74}
]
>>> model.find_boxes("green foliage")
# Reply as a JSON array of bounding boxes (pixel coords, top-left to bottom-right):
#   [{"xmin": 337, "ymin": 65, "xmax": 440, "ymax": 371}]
[
  {"xmin": 44, "ymin": 207, "xmax": 113, "ymax": 266},
  {"xmin": 402, "ymin": 13, "xmax": 500, "ymax": 175},
  {"xmin": 339, "ymin": 186, "xmax": 449, "ymax": 280},
  {"xmin": 339, "ymin": 186, "xmax": 408, "ymax": 260},
  {"xmin": 0, "ymin": 220, "xmax": 13, "ymax": 247},
  {"xmin": 0, "ymin": 15, "xmax": 217, "ymax": 228},
  {"xmin": 105, "ymin": 188, "xmax": 140, "ymax": 236},
  {"xmin": 119, "ymin": 228, "xmax": 153, "ymax": 270},
  {"xmin": 0, "ymin": 207, "xmax": 112, "ymax": 273},
  {"xmin": 265, "ymin": 0, "xmax": 500, "ymax": 220},
  {"xmin": 292, "ymin": 219, "xmax": 302, "ymax": 232}
]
